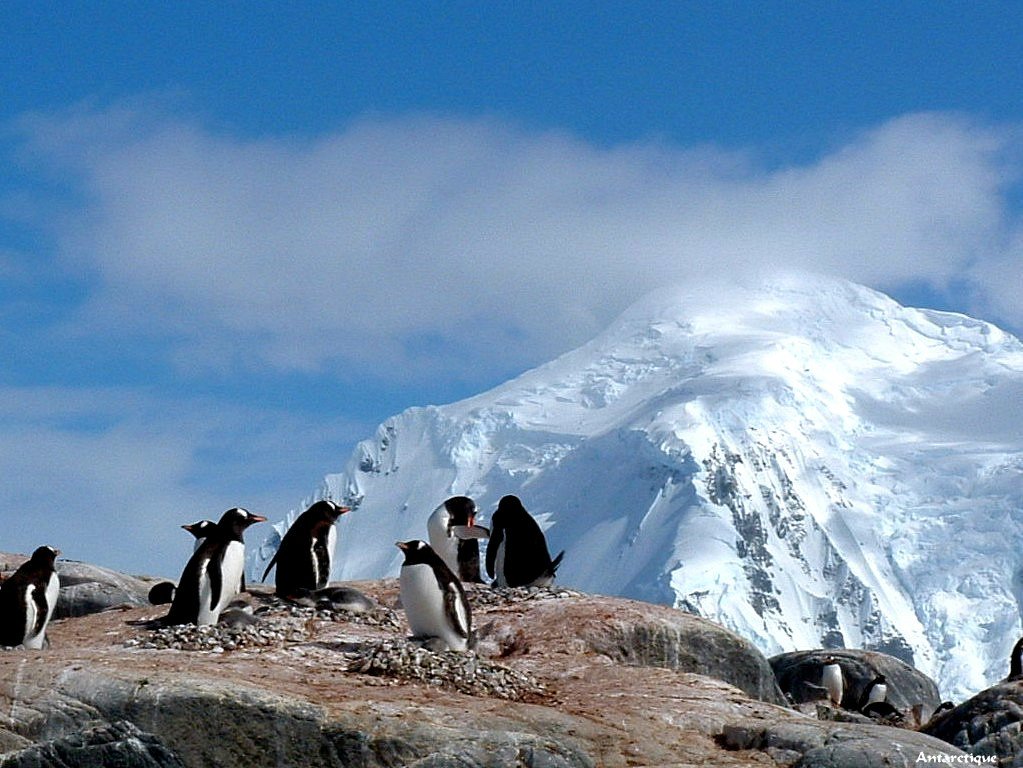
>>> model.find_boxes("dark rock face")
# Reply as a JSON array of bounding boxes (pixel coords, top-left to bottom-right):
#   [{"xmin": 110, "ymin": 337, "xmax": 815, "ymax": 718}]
[
  {"xmin": 586, "ymin": 611, "xmax": 786, "ymax": 705},
  {"xmin": 0, "ymin": 720, "xmax": 184, "ymax": 768},
  {"xmin": 53, "ymin": 561, "xmax": 160, "ymax": 619},
  {"xmin": 720, "ymin": 719, "xmax": 966, "ymax": 767},
  {"xmin": 920, "ymin": 679, "xmax": 1023, "ymax": 764},
  {"xmin": 770, "ymin": 648, "xmax": 942, "ymax": 716}
]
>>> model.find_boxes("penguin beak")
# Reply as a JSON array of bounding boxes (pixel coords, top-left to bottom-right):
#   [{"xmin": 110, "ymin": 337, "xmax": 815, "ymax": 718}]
[
  {"xmin": 395, "ymin": 541, "xmax": 409, "ymax": 551},
  {"xmin": 249, "ymin": 514, "xmax": 268, "ymax": 524}
]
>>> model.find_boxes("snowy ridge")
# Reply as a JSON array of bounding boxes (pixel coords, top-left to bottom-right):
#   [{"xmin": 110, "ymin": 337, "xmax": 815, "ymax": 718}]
[{"xmin": 251, "ymin": 273, "xmax": 1023, "ymax": 700}]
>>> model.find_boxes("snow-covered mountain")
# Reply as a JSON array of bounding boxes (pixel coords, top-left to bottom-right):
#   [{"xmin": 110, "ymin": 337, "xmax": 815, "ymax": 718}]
[{"xmin": 253, "ymin": 273, "xmax": 1023, "ymax": 700}]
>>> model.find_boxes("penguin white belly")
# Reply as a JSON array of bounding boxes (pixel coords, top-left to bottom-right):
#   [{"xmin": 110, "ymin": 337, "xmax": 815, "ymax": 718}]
[
  {"xmin": 20, "ymin": 584, "xmax": 40, "ymax": 648},
  {"xmin": 427, "ymin": 511, "xmax": 459, "ymax": 575},
  {"xmin": 822, "ymin": 664, "xmax": 843, "ymax": 706},
  {"xmin": 399, "ymin": 563, "xmax": 466, "ymax": 651},
  {"xmin": 22, "ymin": 574, "xmax": 58, "ymax": 649},
  {"xmin": 325, "ymin": 525, "xmax": 337, "ymax": 582},
  {"xmin": 198, "ymin": 542, "xmax": 245, "ymax": 625},
  {"xmin": 867, "ymin": 683, "xmax": 887, "ymax": 705}
]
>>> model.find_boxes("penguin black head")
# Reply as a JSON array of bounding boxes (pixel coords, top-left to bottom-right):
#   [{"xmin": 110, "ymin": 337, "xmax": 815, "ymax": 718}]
[
  {"xmin": 29, "ymin": 546, "xmax": 60, "ymax": 567},
  {"xmin": 396, "ymin": 539, "xmax": 445, "ymax": 568},
  {"xmin": 497, "ymin": 495, "xmax": 527, "ymax": 516},
  {"xmin": 443, "ymin": 496, "xmax": 478, "ymax": 528},
  {"xmin": 182, "ymin": 520, "xmax": 216, "ymax": 539},
  {"xmin": 218, "ymin": 507, "xmax": 267, "ymax": 535},
  {"xmin": 309, "ymin": 500, "xmax": 350, "ymax": 523}
]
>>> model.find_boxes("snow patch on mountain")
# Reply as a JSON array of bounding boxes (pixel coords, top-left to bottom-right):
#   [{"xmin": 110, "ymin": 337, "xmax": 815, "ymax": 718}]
[{"xmin": 252, "ymin": 273, "xmax": 1023, "ymax": 701}]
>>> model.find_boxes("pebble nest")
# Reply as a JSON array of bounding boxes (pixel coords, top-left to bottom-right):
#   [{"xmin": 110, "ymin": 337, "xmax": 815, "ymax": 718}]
[
  {"xmin": 125, "ymin": 615, "xmax": 307, "ymax": 652},
  {"xmin": 126, "ymin": 594, "xmax": 400, "ymax": 652},
  {"xmin": 464, "ymin": 584, "xmax": 583, "ymax": 609},
  {"xmin": 346, "ymin": 638, "xmax": 547, "ymax": 702},
  {"xmin": 254, "ymin": 595, "xmax": 402, "ymax": 630}
]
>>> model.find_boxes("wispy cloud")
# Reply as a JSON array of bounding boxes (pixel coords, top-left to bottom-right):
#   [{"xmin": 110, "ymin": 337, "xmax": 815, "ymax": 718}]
[
  {"xmin": 0, "ymin": 384, "xmax": 362, "ymax": 576},
  {"xmin": 15, "ymin": 106, "xmax": 1021, "ymax": 382}
]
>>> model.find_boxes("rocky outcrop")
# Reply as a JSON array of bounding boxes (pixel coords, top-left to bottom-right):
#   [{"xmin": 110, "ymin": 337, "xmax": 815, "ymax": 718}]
[
  {"xmin": 0, "ymin": 567, "xmax": 966, "ymax": 767},
  {"xmin": 1, "ymin": 554, "xmax": 158, "ymax": 619},
  {"xmin": 920, "ymin": 678, "xmax": 1023, "ymax": 765},
  {"xmin": 0, "ymin": 720, "xmax": 184, "ymax": 768},
  {"xmin": 770, "ymin": 649, "xmax": 942, "ymax": 717}
]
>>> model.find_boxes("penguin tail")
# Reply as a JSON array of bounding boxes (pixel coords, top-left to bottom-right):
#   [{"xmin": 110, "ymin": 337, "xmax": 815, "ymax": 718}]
[
  {"xmin": 260, "ymin": 553, "xmax": 279, "ymax": 583},
  {"xmin": 548, "ymin": 551, "xmax": 565, "ymax": 576}
]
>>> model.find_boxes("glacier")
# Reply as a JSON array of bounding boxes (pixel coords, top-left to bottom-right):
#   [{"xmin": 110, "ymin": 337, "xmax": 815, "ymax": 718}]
[{"xmin": 251, "ymin": 273, "xmax": 1023, "ymax": 701}]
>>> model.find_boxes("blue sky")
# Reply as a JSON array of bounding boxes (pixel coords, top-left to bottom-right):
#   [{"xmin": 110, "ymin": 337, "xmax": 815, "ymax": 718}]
[{"xmin": 2, "ymin": 3, "xmax": 1023, "ymax": 575}]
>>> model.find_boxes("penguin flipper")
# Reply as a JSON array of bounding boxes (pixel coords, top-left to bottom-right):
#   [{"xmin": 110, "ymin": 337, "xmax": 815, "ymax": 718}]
[
  {"xmin": 445, "ymin": 583, "xmax": 471, "ymax": 640},
  {"xmin": 485, "ymin": 526, "xmax": 502, "ymax": 579},
  {"xmin": 260, "ymin": 552, "xmax": 279, "ymax": 583},
  {"xmin": 30, "ymin": 586, "xmax": 49, "ymax": 637},
  {"xmin": 208, "ymin": 554, "xmax": 224, "ymax": 612}
]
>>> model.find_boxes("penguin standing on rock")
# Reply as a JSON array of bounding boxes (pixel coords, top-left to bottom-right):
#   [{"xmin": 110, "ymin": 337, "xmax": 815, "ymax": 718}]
[
  {"xmin": 821, "ymin": 656, "xmax": 844, "ymax": 707},
  {"xmin": 0, "ymin": 546, "xmax": 61, "ymax": 649},
  {"xmin": 860, "ymin": 673, "xmax": 888, "ymax": 708},
  {"xmin": 427, "ymin": 496, "xmax": 490, "ymax": 583},
  {"xmin": 166, "ymin": 508, "xmax": 265, "ymax": 626},
  {"xmin": 396, "ymin": 540, "xmax": 472, "ymax": 651},
  {"xmin": 1007, "ymin": 636, "xmax": 1023, "ymax": 680},
  {"xmin": 261, "ymin": 500, "xmax": 349, "ymax": 598},
  {"xmin": 485, "ymin": 495, "xmax": 564, "ymax": 588},
  {"xmin": 148, "ymin": 519, "xmax": 221, "ymax": 606}
]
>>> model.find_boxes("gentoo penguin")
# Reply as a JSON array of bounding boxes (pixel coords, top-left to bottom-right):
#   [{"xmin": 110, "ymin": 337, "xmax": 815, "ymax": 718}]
[
  {"xmin": 860, "ymin": 673, "xmax": 887, "ymax": 709},
  {"xmin": 1007, "ymin": 636, "xmax": 1023, "ymax": 680},
  {"xmin": 260, "ymin": 500, "xmax": 349, "ymax": 598},
  {"xmin": 182, "ymin": 520, "xmax": 217, "ymax": 551},
  {"xmin": 427, "ymin": 496, "xmax": 490, "ymax": 583},
  {"xmin": 485, "ymin": 495, "xmax": 564, "ymax": 588},
  {"xmin": 166, "ymin": 507, "xmax": 265, "ymax": 626},
  {"xmin": 396, "ymin": 540, "xmax": 472, "ymax": 651},
  {"xmin": 0, "ymin": 546, "xmax": 61, "ymax": 649},
  {"xmin": 821, "ymin": 656, "xmax": 844, "ymax": 708},
  {"xmin": 148, "ymin": 519, "xmax": 221, "ymax": 606}
]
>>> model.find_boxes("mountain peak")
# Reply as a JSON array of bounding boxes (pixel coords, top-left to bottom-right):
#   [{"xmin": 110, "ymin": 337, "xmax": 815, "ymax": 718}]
[{"xmin": 254, "ymin": 274, "xmax": 1023, "ymax": 701}]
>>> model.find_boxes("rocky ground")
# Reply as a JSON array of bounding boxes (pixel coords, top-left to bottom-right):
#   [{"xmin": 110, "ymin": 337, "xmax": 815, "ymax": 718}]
[{"xmin": 0, "ymin": 556, "xmax": 969, "ymax": 767}]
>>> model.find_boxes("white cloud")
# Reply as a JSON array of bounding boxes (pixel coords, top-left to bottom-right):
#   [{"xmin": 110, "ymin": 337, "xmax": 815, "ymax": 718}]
[
  {"xmin": 0, "ymin": 385, "xmax": 363, "ymax": 576},
  {"xmin": 14, "ymin": 107, "xmax": 1021, "ymax": 384}
]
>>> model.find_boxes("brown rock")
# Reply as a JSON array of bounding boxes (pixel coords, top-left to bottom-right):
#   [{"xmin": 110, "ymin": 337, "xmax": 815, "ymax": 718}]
[{"xmin": 0, "ymin": 575, "xmax": 965, "ymax": 767}]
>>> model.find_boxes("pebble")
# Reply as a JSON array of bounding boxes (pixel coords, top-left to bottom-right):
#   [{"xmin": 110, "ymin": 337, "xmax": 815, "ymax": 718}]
[
  {"xmin": 464, "ymin": 584, "xmax": 582, "ymax": 609},
  {"xmin": 346, "ymin": 638, "xmax": 547, "ymax": 702}
]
